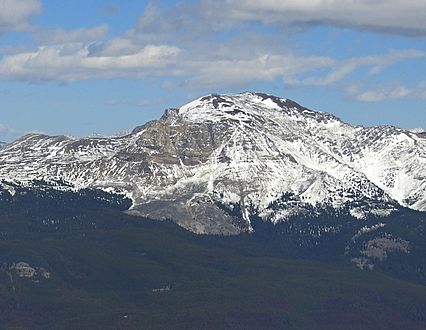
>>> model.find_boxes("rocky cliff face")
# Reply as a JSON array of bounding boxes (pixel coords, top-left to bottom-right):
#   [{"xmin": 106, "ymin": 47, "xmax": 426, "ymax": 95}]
[{"xmin": 0, "ymin": 92, "xmax": 425, "ymax": 234}]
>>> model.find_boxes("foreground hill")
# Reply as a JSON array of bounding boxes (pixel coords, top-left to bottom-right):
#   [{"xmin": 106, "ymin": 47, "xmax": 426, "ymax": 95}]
[{"xmin": 0, "ymin": 188, "xmax": 425, "ymax": 329}]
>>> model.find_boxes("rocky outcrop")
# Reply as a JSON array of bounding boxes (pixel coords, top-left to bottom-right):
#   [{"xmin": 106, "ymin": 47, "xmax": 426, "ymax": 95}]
[
  {"xmin": 351, "ymin": 235, "xmax": 410, "ymax": 270},
  {"xmin": 10, "ymin": 262, "xmax": 51, "ymax": 280}
]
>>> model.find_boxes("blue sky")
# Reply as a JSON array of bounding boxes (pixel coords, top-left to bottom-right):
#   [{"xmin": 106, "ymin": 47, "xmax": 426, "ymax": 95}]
[{"xmin": 0, "ymin": 0, "xmax": 425, "ymax": 141}]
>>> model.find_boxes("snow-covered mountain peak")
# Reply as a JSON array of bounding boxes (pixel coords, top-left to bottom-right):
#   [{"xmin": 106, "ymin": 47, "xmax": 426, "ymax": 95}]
[
  {"xmin": 174, "ymin": 92, "xmax": 342, "ymax": 130},
  {"xmin": 179, "ymin": 92, "xmax": 300, "ymax": 117},
  {"xmin": 0, "ymin": 92, "xmax": 425, "ymax": 234}
]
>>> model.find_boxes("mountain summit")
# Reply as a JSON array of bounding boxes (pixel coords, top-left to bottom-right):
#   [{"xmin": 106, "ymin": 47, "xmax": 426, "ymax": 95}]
[{"xmin": 1, "ymin": 92, "xmax": 425, "ymax": 234}]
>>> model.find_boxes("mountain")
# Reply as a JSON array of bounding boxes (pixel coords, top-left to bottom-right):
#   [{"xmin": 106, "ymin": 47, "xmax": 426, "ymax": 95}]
[
  {"xmin": 0, "ymin": 92, "xmax": 425, "ymax": 235},
  {"xmin": 0, "ymin": 141, "xmax": 6, "ymax": 148},
  {"xmin": 1, "ymin": 92, "xmax": 425, "ymax": 328}
]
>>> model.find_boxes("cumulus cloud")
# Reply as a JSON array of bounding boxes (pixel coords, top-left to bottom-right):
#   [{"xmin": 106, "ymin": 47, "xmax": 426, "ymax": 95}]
[
  {"xmin": 136, "ymin": 2, "xmax": 211, "ymax": 37},
  {"xmin": 0, "ymin": 43, "xmax": 181, "ymax": 82},
  {"xmin": 89, "ymin": 37, "xmax": 142, "ymax": 57},
  {"xmin": 155, "ymin": 48, "xmax": 425, "ymax": 91},
  {"xmin": 346, "ymin": 81, "xmax": 426, "ymax": 102},
  {"xmin": 0, "ymin": 0, "xmax": 424, "ymax": 97},
  {"xmin": 0, "ymin": 0, "xmax": 41, "ymax": 32},
  {"xmin": 205, "ymin": 0, "xmax": 426, "ymax": 36},
  {"xmin": 189, "ymin": 50, "xmax": 426, "ymax": 89},
  {"xmin": 0, "ymin": 33, "xmax": 422, "ymax": 90},
  {"xmin": 177, "ymin": 54, "xmax": 333, "ymax": 88}
]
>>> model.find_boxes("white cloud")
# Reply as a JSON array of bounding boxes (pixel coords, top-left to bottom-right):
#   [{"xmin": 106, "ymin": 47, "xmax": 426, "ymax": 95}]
[
  {"xmin": 0, "ymin": 43, "xmax": 181, "ymax": 81},
  {"xmin": 35, "ymin": 25, "xmax": 109, "ymax": 45},
  {"xmin": 0, "ymin": 35, "xmax": 422, "ymax": 91},
  {"xmin": 0, "ymin": 123, "xmax": 15, "ymax": 142},
  {"xmin": 355, "ymin": 86, "xmax": 411, "ymax": 102},
  {"xmin": 0, "ymin": 0, "xmax": 41, "ymax": 32},
  {"xmin": 415, "ymin": 81, "xmax": 426, "ymax": 99},
  {"xmin": 294, "ymin": 50, "xmax": 425, "ymax": 86},
  {"xmin": 0, "ymin": 1, "xmax": 423, "ymax": 95},
  {"xmin": 90, "ymin": 37, "xmax": 142, "ymax": 57},
  {"xmin": 106, "ymin": 98, "xmax": 152, "ymax": 107},
  {"xmin": 135, "ymin": 2, "xmax": 213, "ymax": 42},
  {"xmin": 176, "ymin": 50, "xmax": 425, "ymax": 90},
  {"xmin": 0, "ymin": 123, "xmax": 14, "ymax": 133},
  {"xmin": 346, "ymin": 81, "xmax": 426, "ymax": 102},
  {"xmin": 180, "ymin": 54, "xmax": 334, "ymax": 88},
  {"xmin": 205, "ymin": 0, "xmax": 426, "ymax": 36}
]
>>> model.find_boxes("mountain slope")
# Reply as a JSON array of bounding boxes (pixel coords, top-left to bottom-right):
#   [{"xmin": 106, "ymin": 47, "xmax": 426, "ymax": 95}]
[
  {"xmin": 0, "ymin": 187, "xmax": 424, "ymax": 329},
  {"xmin": 0, "ymin": 92, "xmax": 425, "ymax": 234}
]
